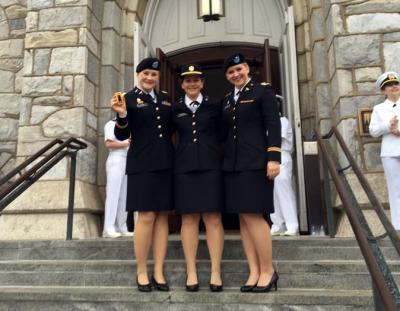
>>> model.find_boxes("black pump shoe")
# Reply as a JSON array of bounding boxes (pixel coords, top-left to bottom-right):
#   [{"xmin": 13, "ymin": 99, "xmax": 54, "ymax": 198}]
[
  {"xmin": 209, "ymin": 283, "xmax": 223, "ymax": 292},
  {"xmin": 252, "ymin": 271, "xmax": 279, "ymax": 293},
  {"xmin": 151, "ymin": 275, "xmax": 170, "ymax": 291},
  {"xmin": 136, "ymin": 276, "xmax": 152, "ymax": 292},
  {"xmin": 240, "ymin": 284, "xmax": 256, "ymax": 292},
  {"xmin": 186, "ymin": 283, "xmax": 199, "ymax": 292}
]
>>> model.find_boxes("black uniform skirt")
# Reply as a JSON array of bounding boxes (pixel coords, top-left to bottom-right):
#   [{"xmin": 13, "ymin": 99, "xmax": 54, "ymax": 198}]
[
  {"xmin": 126, "ymin": 170, "xmax": 173, "ymax": 212},
  {"xmin": 174, "ymin": 170, "xmax": 223, "ymax": 214},
  {"xmin": 224, "ymin": 170, "xmax": 274, "ymax": 214}
]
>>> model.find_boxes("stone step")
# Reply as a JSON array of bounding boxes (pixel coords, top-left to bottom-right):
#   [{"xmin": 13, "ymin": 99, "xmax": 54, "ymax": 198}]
[
  {"xmin": 0, "ymin": 259, "xmax": 398, "ymax": 290},
  {"xmin": 1, "ymin": 236, "xmax": 398, "ymax": 261},
  {"xmin": 0, "ymin": 286, "xmax": 374, "ymax": 311}
]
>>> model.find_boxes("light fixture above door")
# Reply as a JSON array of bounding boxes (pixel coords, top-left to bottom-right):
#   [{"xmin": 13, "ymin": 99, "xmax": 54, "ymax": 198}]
[{"xmin": 197, "ymin": 0, "xmax": 225, "ymax": 22}]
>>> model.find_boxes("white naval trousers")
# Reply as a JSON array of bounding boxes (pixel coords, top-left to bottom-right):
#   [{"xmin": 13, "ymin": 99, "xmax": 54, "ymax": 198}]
[
  {"xmin": 382, "ymin": 156, "xmax": 400, "ymax": 230},
  {"xmin": 103, "ymin": 152, "xmax": 128, "ymax": 233},
  {"xmin": 271, "ymin": 151, "xmax": 298, "ymax": 231}
]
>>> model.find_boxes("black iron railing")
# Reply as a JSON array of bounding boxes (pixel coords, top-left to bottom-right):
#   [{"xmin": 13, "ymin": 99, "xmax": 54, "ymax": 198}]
[
  {"xmin": 0, "ymin": 138, "xmax": 87, "ymax": 240},
  {"xmin": 315, "ymin": 126, "xmax": 400, "ymax": 311}
]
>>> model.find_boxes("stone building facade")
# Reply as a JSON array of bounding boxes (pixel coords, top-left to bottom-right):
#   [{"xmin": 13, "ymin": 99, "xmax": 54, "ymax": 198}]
[{"xmin": 0, "ymin": 0, "xmax": 399, "ymax": 239}]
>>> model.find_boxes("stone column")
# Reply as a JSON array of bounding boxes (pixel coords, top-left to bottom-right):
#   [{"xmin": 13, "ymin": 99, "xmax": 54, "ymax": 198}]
[
  {"xmin": 0, "ymin": 1, "xmax": 26, "ymax": 191},
  {"xmin": 0, "ymin": 0, "xmax": 104, "ymax": 240}
]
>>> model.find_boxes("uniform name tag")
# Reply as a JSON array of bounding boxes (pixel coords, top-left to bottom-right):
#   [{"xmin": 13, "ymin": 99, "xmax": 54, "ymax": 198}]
[
  {"xmin": 161, "ymin": 100, "xmax": 171, "ymax": 106},
  {"xmin": 177, "ymin": 113, "xmax": 188, "ymax": 118},
  {"xmin": 240, "ymin": 99, "xmax": 255, "ymax": 104}
]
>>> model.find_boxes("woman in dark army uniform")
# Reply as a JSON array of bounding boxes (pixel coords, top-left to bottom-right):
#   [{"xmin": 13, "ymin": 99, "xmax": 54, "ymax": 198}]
[
  {"xmin": 221, "ymin": 53, "xmax": 281, "ymax": 293},
  {"xmin": 111, "ymin": 58, "xmax": 173, "ymax": 292},
  {"xmin": 172, "ymin": 64, "xmax": 224, "ymax": 292}
]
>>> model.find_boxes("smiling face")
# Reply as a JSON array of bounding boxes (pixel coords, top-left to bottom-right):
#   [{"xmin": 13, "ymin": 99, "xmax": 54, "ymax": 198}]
[
  {"xmin": 382, "ymin": 81, "xmax": 400, "ymax": 101},
  {"xmin": 225, "ymin": 63, "xmax": 250, "ymax": 89},
  {"xmin": 181, "ymin": 75, "xmax": 204, "ymax": 100},
  {"xmin": 137, "ymin": 69, "xmax": 159, "ymax": 93}
]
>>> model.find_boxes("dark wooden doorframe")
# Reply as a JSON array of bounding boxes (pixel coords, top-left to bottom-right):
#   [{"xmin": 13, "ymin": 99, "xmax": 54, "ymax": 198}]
[{"xmin": 159, "ymin": 42, "xmax": 282, "ymax": 102}]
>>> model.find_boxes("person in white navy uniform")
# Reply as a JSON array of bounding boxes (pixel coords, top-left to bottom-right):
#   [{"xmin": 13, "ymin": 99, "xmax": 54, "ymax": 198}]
[
  {"xmin": 172, "ymin": 64, "xmax": 224, "ymax": 292},
  {"xmin": 221, "ymin": 53, "xmax": 281, "ymax": 293},
  {"xmin": 270, "ymin": 95, "xmax": 299, "ymax": 236},
  {"xmin": 103, "ymin": 119, "xmax": 133, "ymax": 238},
  {"xmin": 369, "ymin": 71, "xmax": 400, "ymax": 230},
  {"xmin": 111, "ymin": 58, "xmax": 173, "ymax": 292}
]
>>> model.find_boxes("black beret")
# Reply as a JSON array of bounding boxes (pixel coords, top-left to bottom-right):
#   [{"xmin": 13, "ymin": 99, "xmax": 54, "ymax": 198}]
[
  {"xmin": 223, "ymin": 53, "xmax": 246, "ymax": 73},
  {"xmin": 136, "ymin": 57, "xmax": 161, "ymax": 73},
  {"xmin": 180, "ymin": 64, "xmax": 203, "ymax": 77}
]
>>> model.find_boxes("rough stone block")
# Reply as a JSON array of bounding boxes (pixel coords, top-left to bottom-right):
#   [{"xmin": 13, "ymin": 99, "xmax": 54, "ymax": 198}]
[
  {"xmin": 62, "ymin": 75, "xmax": 73, "ymax": 95},
  {"xmin": 101, "ymin": 29, "xmax": 121, "ymax": 70},
  {"xmin": 0, "ymin": 94, "xmax": 20, "ymax": 114},
  {"xmin": 347, "ymin": 13, "xmax": 400, "ymax": 34},
  {"xmin": 102, "ymin": 1, "xmax": 121, "ymax": 33},
  {"xmin": 312, "ymin": 41, "xmax": 328, "ymax": 82},
  {"xmin": 331, "ymin": 69, "xmax": 352, "ymax": 105},
  {"xmin": 5, "ymin": 5, "xmax": 26, "ymax": 19},
  {"xmin": 49, "ymin": 47, "xmax": 87, "ymax": 74},
  {"xmin": 25, "ymin": 11, "xmax": 37, "ymax": 32},
  {"xmin": 310, "ymin": 8, "xmax": 324, "ymax": 42},
  {"xmin": 293, "ymin": 0, "xmax": 307, "ymax": 25},
  {"xmin": 0, "ymin": 70, "xmax": 14, "ymax": 92},
  {"xmin": 383, "ymin": 31, "xmax": 400, "ymax": 42},
  {"xmin": 87, "ymin": 111, "xmax": 97, "ymax": 130},
  {"xmin": 363, "ymin": 143, "xmax": 383, "ymax": 171},
  {"xmin": 18, "ymin": 97, "xmax": 32, "ymax": 126},
  {"xmin": 17, "ymin": 125, "xmax": 43, "ymax": 142},
  {"xmin": 55, "ymin": 0, "xmax": 89, "ymax": 6},
  {"xmin": 78, "ymin": 28, "xmax": 98, "ymax": 56},
  {"xmin": 336, "ymin": 118, "xmax": 361, "ymax": 167},
  {"xmin": 25, "ymin": 29, "xmax": 78, "ymax": 48},
  {"xmin": 23, "ymin": 49, "xmax": 33, "ymax": 75},
  {"xmin": 297, "ymin": 53, "xmax": 307, "ymax": 82},
  {"xmin": 22, "ymin": 76, "xmax": 62, "ymax": 96},
  {"xmin": 33, "ymin": 48, "xmax": 50, "ymax": 74},
  {"xmin": 357, "ymin": 82, "xmax": 375, "ymax": 95},
  {"xmin": 73, "ymin": 75, "xmax": 95, "ymax": 112},
  {"xmin": 326, "ymin": 4, "xmax": 344, "ymax": 46},
  {"xmin": 0, "ymin": 20, "xmax": 10, "ymax": 40},
  {"xmin": 384, "ymin": 42, "xmax": 400, "ymax": 74},
  {"xmin": 87, "ymin": 51, "xmax": 99, "ymax": 85},
  {"xmin": 316, "ymin": 83, "xmax": 331, "ymax": 118},
  {"xmin": 32, "ymin": 96, "xmax": 71, "ymax": 106},
  {"xmin": 295, "ymin": 23, "xmax": 305, "ymax": 53},
  {"xmin": 9, "ymin": 18, "xmax": 25, "ymax": 31},
  {"xmin": 337, "ymin": 95, "xmax": 383, "ymax": 119},
  {"xmin": 346, "ymin": 0, "xmax": 400, "ymax": 14},
  {"xmin": 90, "ymin": 11, "xmax": 101, "ymax": 40},
  {"xmin": 39, "ymin": 7, "xmax": 88, "ymax": 30},
  {"xmin": 42, "ymin": 107, "xmax": 86, "ymax": 137},
  {"xmin": 30, "ymin": 105, "xmax": 59, "ymax": 124},
  {"xmin": 14, "ymin": 67, "xmax": 22, "ymax": 92},
  {"xmin": 0, "ymin": 118, "xmax": 18, "ymax": 138},
  {"xmin": 0, "ymin": 39, "xmax": 23, "ymax": 57},
  {"xmin": 0, "ymin": 58, "xmax": 23, "ymax": 72},
  {"xmin": 100, "ymin": 66, "xmax": 119, "ymax": 108},
  {"xmin": 335, "ymin": 34, "xmax": 380, "ymax": 67},
  {"xmin": 354, "ymin": 67, "xmax": 381, "ymax": 82},
  {"xmin": 76, "ymin": 140, "xmax": 96, "ymax": 183},
  {"xmin": 27, "ymin": 0, "xmax": 53, "ymax": 10}
]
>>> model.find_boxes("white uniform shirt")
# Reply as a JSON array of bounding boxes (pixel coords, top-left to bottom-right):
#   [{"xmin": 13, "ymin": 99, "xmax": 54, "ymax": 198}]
[
  {"xmin": 185, "ymin": 93, "xmax": 203, "ymax": 113},
  {"xmin": 369, "ymin": 98, "xmax": 400, "ymax": 157},
  {"xmin": 104, "ymin": 120, "xmax": 129, "ymax": 156},
  {"xmin": 234, "ymin": 78, "xmax": 251, "ymax": 102},
  {"xmin": 280, "ymin": 117, "xmax": 293, "ymax": 154}
]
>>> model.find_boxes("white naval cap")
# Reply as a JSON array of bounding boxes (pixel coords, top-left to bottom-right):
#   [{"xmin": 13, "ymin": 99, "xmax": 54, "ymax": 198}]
[{"xmin": 376, "ymin": 71, "xmax": 400, "ymax": 91}]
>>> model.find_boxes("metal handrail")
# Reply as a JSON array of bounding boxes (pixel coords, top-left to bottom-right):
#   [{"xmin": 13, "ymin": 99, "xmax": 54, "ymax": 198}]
[
  {"xmin": 315, "ymin": 126, "xmax": 400, "ymax": 311},
  {"xmin": 0, "ymin": 138, "xmax": 87, "ymax": 240}
]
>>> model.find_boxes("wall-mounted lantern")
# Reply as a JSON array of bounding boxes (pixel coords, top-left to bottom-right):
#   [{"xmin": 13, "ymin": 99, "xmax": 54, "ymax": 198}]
[{"xmin": 198, "ymin": 0, "xmax": 225, "ymax": 22}]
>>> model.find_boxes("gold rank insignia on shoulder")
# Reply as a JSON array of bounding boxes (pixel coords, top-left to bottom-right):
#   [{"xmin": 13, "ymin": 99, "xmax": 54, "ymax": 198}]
[
  {"xmin": 261, "ymin": 82, "xmax": 271, "ymax": 86},
  {"xmin": 161, "ymin": 90, "xmax": 168, "ymax": 94},
  {"xmin": 161, "ymin": 100, "xmax": 171, "ymax": 106},
  {"xmin": 267, "ymin": 147, "xmax": 281, "ymax": 152}
]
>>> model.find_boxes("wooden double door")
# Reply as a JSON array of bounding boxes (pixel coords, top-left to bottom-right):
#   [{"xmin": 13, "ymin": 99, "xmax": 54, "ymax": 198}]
[{"xmin": 157, "ymin": 41, "xmax": 282, "ymax": 231}]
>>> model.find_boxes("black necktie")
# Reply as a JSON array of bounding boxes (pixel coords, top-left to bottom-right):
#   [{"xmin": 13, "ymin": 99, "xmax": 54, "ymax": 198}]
[{"xmin": 190, "ymin": 101, "xmax": 199, "ymax": 107}]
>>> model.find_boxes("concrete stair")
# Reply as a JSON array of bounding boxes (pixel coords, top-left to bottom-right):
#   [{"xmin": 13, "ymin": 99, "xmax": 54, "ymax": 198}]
[{"xmin": 0, "ymin": 235, "xmax": 396, "ymax": 310}]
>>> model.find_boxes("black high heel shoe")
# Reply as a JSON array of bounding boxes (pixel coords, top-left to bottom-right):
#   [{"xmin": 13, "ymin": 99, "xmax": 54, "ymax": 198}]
[
  {"xmin": 252, "ymin": 271, "xmax": 279, "ymax": 293},
  {"xmin": 185, "ymin": 275, "xmax": 199, "ymax": 292},
  {"xmin": 151, "ymin": 275, "xmax": 170, "ymax": 292},
  {"xmin": 240, "ymin": 284, "xmax": 256, "ymax": 292},
  {"xmin": 136, "ymin": 276, "xmax": 152, "ymax": 292},
  {"xmin": 209, "ymin": 282, "xmax": 223, "ymax": 292}
]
